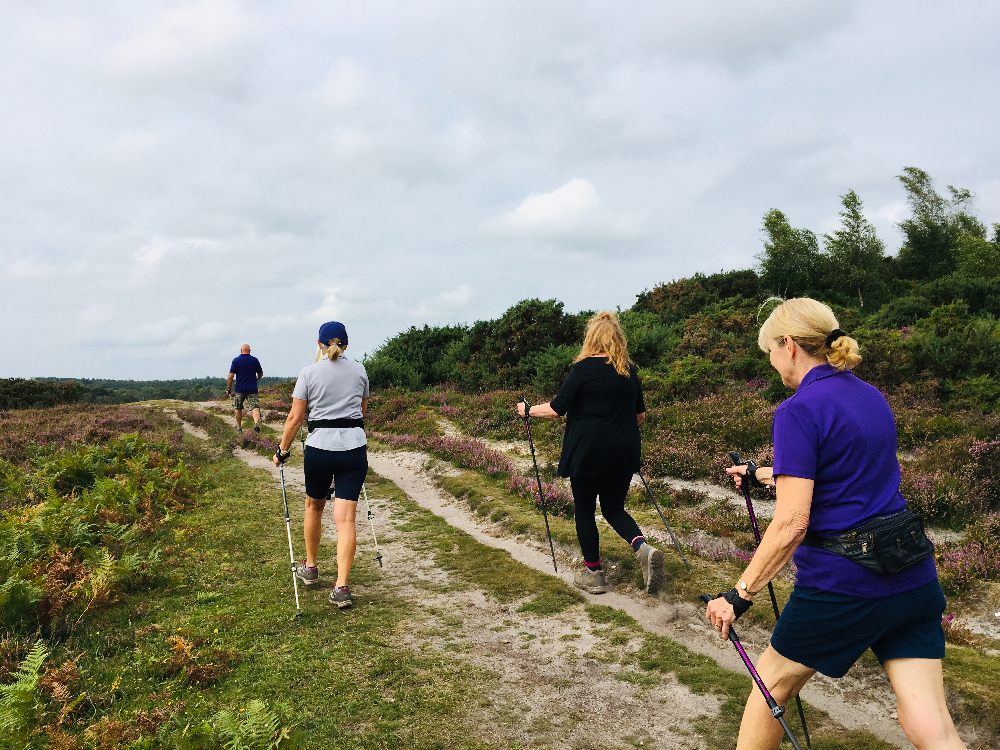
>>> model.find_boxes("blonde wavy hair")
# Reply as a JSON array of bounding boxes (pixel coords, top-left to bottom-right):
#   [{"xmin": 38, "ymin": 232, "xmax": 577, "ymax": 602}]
[
  {"xmin": 576, "ymin": 311, "xmax": 631, "ymax": 376},
  {"xmin": 758, "ymin": 298, "xmax": 862, "ymax": 371},
  {"xmin": 315, "ymin": 337, "xmax": 344, "ymax": 363}
]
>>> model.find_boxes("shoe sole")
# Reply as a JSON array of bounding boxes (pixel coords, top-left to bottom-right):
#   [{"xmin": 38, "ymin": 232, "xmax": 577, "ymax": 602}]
[
  {"xmin": 646, "ymin": 548, "xmax": 665, "ymax": 596},
  {"xmin": 573, "ymin": 580, "xmax": 607, "ymax": 595},
  {"xmin": 297, "ymin": 576, "xmax": 319, "ymax": 586}
]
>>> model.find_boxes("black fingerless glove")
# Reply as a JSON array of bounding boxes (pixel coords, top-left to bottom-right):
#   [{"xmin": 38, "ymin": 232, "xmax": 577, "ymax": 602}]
[
  {"xmin": 521, "ymin": 400, "xmax": 532, "ymax": 418},
  {"xmin": 744, "ymin": 459, "xmax": 765, "ymax": 490},
  {"xmin": 720, "ymin": 587, "xmax": 753, "ymax": 620},
  {"xmin": 275, "ymin": 446, "xmax": 291, "ymax": 464}
]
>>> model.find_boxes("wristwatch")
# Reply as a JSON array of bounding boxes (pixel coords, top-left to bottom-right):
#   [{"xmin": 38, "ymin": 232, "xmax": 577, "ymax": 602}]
[{"xmin": 737, "ymin": 579, "xmax": 753, "ymax": 597}]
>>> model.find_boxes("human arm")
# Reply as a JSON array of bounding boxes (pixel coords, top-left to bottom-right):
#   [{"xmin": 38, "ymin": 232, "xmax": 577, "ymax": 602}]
[
  {"xmin": 256, "ymin": 360, "xmax": 263, "ymax": 381},
  {"xmin": 637, "ymin": 412, "xmax": 645, "ymax": 425},
  {"xmin": 518, "ymin": 401, "xmax": 559, "ymax": 418},
  {"xmin": 706, "ymin": 475, "xmax": 813, "ymax": 639},
  {"xmin": 274, "ymin": 398, "xmax": 307, "ymax": 464},
  {"xmin": 362, "ymin": 397, "xmax": 368, "ymax": 417},
  {"xmin": 226, "ymin": 373, "xmax": 234, "ymax": 393}
]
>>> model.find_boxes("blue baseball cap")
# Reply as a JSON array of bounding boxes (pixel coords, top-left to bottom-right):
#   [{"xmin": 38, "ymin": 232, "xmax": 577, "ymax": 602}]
[{"xmin": 318, "ymin": 321, "xmax": 348, "ymax": 345}]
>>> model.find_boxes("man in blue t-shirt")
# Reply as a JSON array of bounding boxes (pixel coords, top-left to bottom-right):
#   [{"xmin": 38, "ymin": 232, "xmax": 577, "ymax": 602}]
[{"xmin": 226, "ymin": 344, "xmax": 264, "ymax": 434}]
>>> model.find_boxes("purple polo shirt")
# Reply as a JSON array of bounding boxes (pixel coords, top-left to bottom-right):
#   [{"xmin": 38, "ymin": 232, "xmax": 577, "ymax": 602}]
[{"xmin": 773, "ymin": 364, "xmax": 937, "ymax": 597}]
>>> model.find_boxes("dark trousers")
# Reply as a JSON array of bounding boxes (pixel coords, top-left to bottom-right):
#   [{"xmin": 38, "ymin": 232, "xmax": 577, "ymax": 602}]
[{"xmin": 570, "ymin": 475, "xmax": 642, "ymax": 565}]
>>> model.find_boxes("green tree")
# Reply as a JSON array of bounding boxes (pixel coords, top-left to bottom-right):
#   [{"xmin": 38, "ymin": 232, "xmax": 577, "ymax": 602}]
[
  {"xmin": 824, "ymin": 190, "xmax": 888, "ymax": 308},
  {"xmin": 895, "ymin": 167, "xmax": 986, "ymax": 281},
  {"xmin": 757, "ymin": 209, "xmax": 826, "ymax": 297}
]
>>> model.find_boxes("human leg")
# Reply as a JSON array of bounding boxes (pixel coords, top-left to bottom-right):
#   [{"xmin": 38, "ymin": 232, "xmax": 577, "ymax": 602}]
[
  {"xmin": 885, "ymin": 659, "xmax": 965, "ymax": 749},
  {"xmin": 594, "ymin": 474, "xmax": 643, "ymax": 545},
  {"xmin": 569, "ymin": 477, "xmax": 601, "ymax": 565},
  {"xmin": 333, "ymin": 498, "xmax": 357, "ymax": 587},
  {"xmin": 234, "ymin": 408, "xmax": 244, "ymax": 430},
  {"xmin": 735, "ymin": 646, "xmax": 815, "ymax": 750},
  {"xmin": 301, "ymin": 445, "xmax": 336, "ymax": 569},
  {"xmin": 302, "ymin": 494, "xmax": 326, "ymax": 567}
]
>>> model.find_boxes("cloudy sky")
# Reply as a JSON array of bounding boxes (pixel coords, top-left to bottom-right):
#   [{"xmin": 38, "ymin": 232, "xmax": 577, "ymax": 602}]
[{"xmin": 2, "ymin": 1, "xmax": 999, "ymax": 379}]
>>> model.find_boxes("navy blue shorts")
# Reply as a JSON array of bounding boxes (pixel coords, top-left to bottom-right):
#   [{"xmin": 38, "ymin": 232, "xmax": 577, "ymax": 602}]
[
  {"xmin": 770, "ymin": 580, "xmax": 946, "ymax": 678},
  {"xmin": 303, "ymin": 445, "xmax": 368, "ymax": 501}
]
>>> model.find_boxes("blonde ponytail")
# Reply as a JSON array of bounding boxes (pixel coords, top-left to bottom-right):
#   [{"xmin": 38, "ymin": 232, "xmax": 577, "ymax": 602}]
[
  {"xmin": 315, "ymin": 338, "xmax": 344, "ymax": 363},
  {"xmin": 758, "ymin": 298, "xmax": 862, "ymax": 371}
]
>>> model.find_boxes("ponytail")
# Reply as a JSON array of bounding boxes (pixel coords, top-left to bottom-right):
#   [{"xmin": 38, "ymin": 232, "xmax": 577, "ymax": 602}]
[
  {"xmin": 758, "ymin": 298, "xmax": 862, "ymax": 371},
  {"xmin": 315, "ymin": 338, "xmax": 344, "ymax": 363}
]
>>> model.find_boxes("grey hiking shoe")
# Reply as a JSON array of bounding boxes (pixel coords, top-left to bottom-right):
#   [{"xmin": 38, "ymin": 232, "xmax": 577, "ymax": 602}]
[
  {"xmin": 573, "ymin": 568, "xmax": 608, "ymax": 594},
  {"xmin": 637, "ymin": 542, "xmax": 664, "ymax": 595},
  {"xmin": 295, "ymin": 561, "xmax": 318, "ymax": 586},
  {"xmin": 253, "ymin": 423, "xmax": 260, "ymax": 433},
  {"xmin": 236, "ymin": 427, "xmax": 243, "ymax": 435},
  {"xmin": 329, "ymin": 585, "xmax": 353, "ymax": 609}
]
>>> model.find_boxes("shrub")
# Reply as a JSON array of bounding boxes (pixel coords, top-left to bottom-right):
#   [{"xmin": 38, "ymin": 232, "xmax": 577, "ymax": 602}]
[{"xmin": 0, "ymin": 380, "xmax": 79, "ymax": 411}]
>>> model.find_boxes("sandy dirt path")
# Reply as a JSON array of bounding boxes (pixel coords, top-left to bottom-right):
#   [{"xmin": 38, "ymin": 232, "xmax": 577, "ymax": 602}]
[{"xmin": 168, "ymin": 406, "xmax": 914, "ymax": 748}]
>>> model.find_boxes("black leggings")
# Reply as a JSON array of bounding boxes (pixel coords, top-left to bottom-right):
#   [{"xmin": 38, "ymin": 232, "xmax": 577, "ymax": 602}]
[{"xmin": 570, "ymin": 475, "xmax": 642, "ymax": 565}]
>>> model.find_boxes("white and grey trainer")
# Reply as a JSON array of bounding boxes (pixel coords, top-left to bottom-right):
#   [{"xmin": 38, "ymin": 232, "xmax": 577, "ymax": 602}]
[
  {"xmin": 636, "ymin": 543, "xmax": 664, "ymax": 595},
  {"xmin": 573, "ymin": 568, "xmax": 608, "ymax": 594}
]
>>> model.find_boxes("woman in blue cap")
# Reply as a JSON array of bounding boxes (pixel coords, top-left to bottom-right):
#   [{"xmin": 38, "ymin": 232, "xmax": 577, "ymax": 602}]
[{"xmin": 273, "ymin": 321, "xmax": 370, "ymax": 609}]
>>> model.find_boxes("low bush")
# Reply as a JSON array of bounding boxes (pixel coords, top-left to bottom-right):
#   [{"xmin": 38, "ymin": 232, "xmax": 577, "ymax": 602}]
[{"xmin": 0, "ymin": 379, "xmax": 79, "ymax": 411}]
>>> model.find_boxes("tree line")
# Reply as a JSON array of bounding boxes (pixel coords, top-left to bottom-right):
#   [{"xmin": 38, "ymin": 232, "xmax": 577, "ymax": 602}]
[{"xmin": 364, "ymin": 167, "xmax": 1000, "ymax": 410}]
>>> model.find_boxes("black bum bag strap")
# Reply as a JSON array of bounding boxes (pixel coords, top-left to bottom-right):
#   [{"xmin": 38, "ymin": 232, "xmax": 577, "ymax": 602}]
[
  {"xmin": 800, "ymin": 509, "xmax": 934, "ymax": 575},
  {"xmin": 307, "ymin": 418, "xmax": 365, "ymax": 430}
]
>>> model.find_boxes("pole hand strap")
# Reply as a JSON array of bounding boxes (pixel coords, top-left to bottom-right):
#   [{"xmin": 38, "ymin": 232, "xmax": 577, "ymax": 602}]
[
  {"xmin": 521, "ymin": 399, "xmax": 532, "ymax": 418},
  {"xmin": 275, "ymin": 446, "xmax": 291, "ymax": 464},
  {"xmin": 718, "ymin": 588, "xmax": 754, "ymax": 620},
  {"xmin": 728, "ymin": 450, "xmax": 766, "ymax": 489}
]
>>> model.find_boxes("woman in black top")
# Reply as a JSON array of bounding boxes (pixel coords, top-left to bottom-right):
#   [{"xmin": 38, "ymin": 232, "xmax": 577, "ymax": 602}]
[{"xmin": 517, "ymin": 311, "xmax": 664, "ymax": 595}]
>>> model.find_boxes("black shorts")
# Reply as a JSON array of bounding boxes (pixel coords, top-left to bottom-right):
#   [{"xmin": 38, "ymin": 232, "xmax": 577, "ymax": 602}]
[
  {"xmin": 303, "ymin": 445, "xmax": 368, "ymax": 501},
  {"xmin": 770, "ymin": 579, "xmax": 946, "ymax": 678}
]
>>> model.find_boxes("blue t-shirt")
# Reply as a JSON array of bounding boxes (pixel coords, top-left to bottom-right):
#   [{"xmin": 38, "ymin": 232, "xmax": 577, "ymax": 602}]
[
  {"xmin": 773, "ymin": 364, "xmax": 937, "ymax": 597},
  {"xmin": 230, "ymin": 354, "xmax": 263, "ymax": 393}
]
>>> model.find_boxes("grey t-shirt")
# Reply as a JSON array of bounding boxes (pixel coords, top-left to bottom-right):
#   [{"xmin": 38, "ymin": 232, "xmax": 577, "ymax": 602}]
[{"xmin": 292, "ymin": 357, "xmax": 370, "ymax": 452}]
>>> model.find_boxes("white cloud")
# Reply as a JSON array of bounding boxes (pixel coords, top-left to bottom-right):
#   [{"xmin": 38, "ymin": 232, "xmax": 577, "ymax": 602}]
[
  {"xmin": 412, "ymin": 284, "xmax": 474, "ymax": 318},
  {"xmin": 245, "ymin": 314, "xmax": 296, "ymax": 332},
  {"xmin": 875, "ymin": 201, "xmax": 908, "ymax": 224},
  {"xmin": 2, "ymin": 1, "xmax": 1000, "ymax": 377},
  {"xmin": 499, "ymin": 179, "xmax": 600, "ymax": 235},
  {"xmin": 307, "ymin": 289, "xmax": 346, "ymax": 323}
]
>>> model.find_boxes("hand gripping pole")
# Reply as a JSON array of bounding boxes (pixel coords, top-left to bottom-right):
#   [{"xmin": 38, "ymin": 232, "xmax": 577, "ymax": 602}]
[
  {"xmin": 727, "ymin": 451, "xmax": 811, "ymax": 749},
  {"xmin": 700, "ymin": 595, "xmax": 803, "ymax": 750},
  {"xmin": 279, "ymin": 464, "xmax": 303, "ymax": 624}
]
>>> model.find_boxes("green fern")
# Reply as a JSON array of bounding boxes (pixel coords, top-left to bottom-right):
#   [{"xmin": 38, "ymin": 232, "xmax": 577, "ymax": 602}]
[
  {"xmin": 213, "ymin": 699, "xmax": 291, "ymax": 750},
  {"xmin": 0, "ymin": 642, "xmax": 49, "ymax": 745}
]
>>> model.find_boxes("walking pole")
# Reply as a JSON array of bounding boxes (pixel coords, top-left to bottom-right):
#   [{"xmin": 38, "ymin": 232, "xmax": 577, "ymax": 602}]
[
  {"xmin": 637, "ymin": 470, "xmax": 690, "ymax": 571},
  {"xmin": 519, "ymin": 399, "xmax": 558, "ymax": 572},
  {"xmin": 700, "ymin": 595, "xmax": 803, "ymax": 750},
  {"xmin": 278, "ymin": 463, "xmax": 303, "ymax": 624},
  {"xmin": 361, "ymin": 483, "xmax": 383, "ymax": 567},
  {"xmin": 727, "ymin": 451, "xmax": 811, "ymax": 749}
]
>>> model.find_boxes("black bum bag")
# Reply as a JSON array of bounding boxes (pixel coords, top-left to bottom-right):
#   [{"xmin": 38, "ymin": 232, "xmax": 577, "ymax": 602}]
[{"xmin": 800, "ymin": 509, "xmax": 935, "ymax": 575}]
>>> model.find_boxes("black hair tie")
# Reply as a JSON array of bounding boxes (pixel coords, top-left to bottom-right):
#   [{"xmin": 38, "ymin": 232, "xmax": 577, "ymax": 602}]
[{"xmin": 826, "ymin": 329, "xmax": 845, "ymax": 347}]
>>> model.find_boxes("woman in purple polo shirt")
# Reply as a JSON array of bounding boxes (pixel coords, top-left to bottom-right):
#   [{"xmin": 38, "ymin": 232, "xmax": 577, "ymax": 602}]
[{"xmin": 705, "ymin": 298, "xmax": 965, "ymax": 750}]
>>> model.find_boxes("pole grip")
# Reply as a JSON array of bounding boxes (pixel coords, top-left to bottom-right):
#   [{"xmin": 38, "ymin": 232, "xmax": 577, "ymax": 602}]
[{"xmin": 728, "ymin": 450, "xmax": 744, "ymax": 465}]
